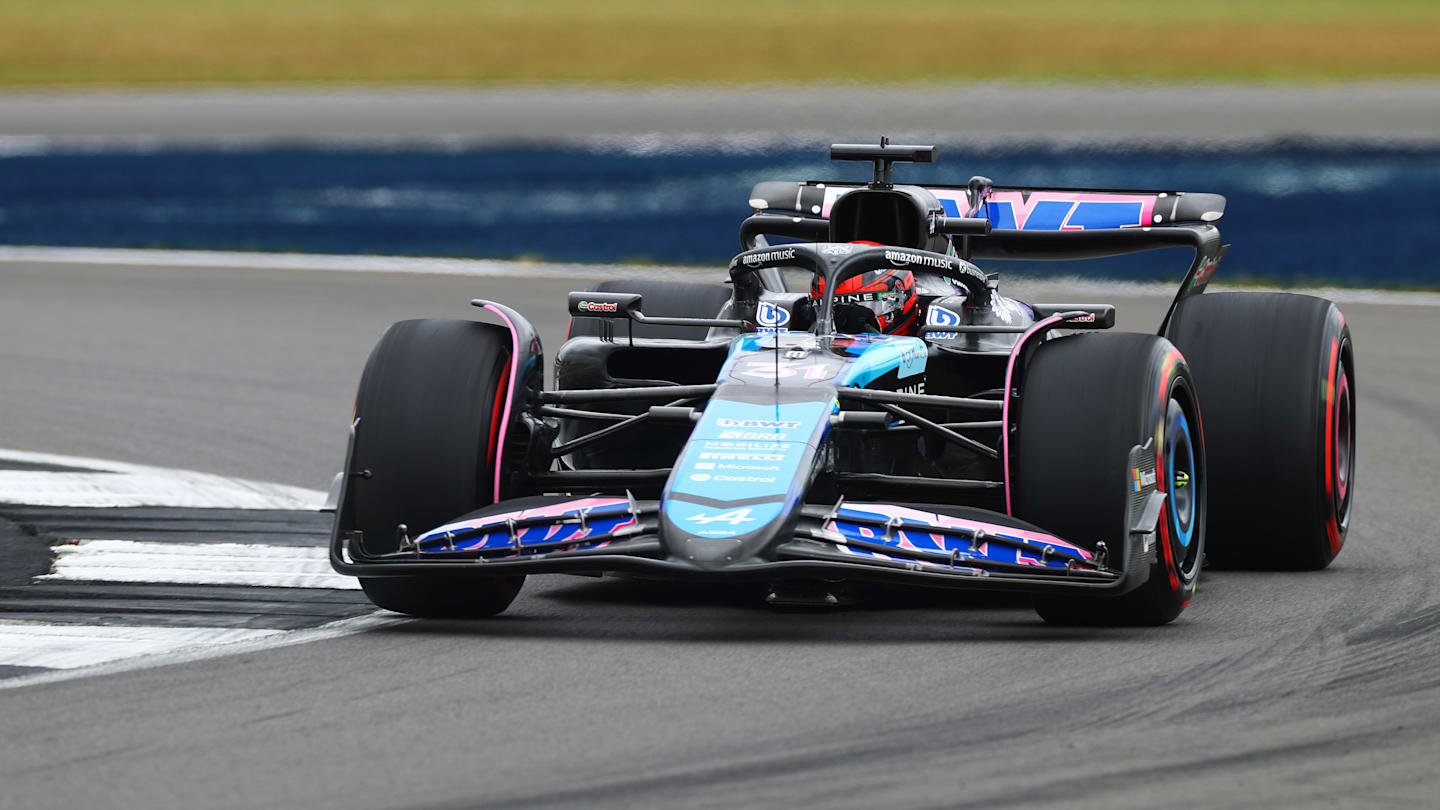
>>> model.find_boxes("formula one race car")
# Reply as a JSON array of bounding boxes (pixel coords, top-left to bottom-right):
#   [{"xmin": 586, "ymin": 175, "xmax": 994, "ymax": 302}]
[{"xmin": 329, "ymin": 141, "xmax": 1356, "ymax": 625}]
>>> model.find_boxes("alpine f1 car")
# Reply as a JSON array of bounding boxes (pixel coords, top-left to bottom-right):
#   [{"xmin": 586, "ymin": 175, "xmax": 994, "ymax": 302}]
[{"xmin": 329, "ymin": 141, "xmax": 1356, "ymax": 625}]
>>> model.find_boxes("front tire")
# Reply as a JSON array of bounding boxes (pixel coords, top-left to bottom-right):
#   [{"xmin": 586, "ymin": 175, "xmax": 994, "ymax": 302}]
[
  {"xmin": 349, "ymin": 319, "xmax": 525, "ymax": 618},
  {"xmin": 1015, "ymin": 333, "xmax": 1206, "ymax": 626}
]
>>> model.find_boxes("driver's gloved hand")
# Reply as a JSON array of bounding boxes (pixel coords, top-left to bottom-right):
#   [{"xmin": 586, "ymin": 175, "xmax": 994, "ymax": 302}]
[{"xmin": 833, "ymin": 303, "xmax": 883, "ymax": 334}]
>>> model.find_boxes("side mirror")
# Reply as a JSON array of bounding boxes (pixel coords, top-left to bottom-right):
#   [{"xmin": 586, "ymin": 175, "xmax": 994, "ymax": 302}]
[{"xmin": 568, "ymin": 292, "xmax": 643, "ymax": 319}]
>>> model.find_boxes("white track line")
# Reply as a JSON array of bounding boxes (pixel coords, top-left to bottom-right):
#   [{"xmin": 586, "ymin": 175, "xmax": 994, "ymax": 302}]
[
  {"xmin": 2, "ymin": 245, "xmax": 1435, "ymax": 306},
  {"xmin": 44, "ymin": 540, "xmax": 360, "ymax": 589},
  {"xmin": 0, "ymin": 624, "xmax": 285, "ymax": 670},
  {"xmin": 0, "ymin": 245, "xmax": 713, "ymax": 281},
  {"xmin": 0, "ymin": 614, "xmax": 407, "ymax": 687},
  {"xmin": 0, "ymin": 447, "xmax": 325, "ymax": 509},
  {"xmin": 0, "ymin": 448, "xmax": 385, "ymax": 685}
]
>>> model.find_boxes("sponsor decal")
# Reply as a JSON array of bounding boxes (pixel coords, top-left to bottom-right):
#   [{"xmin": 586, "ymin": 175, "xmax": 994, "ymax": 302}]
[
  {"xmin": 884, "ymin": 250, "xmax": 953, "ymax": 270},
  {"xmin": 898, "ymin": 381, "xmax": 926, "ymax": 395},
  {"xmin": 717, "ymin": 463, "xmax": 781, "ymax": 472},
  {"xmin": 734, "ymin": 359, "xmax": 840, "ymax": 381},
  {"xmin": 700, "ymin": 452, "xmax": 786, "ymax": 461},
  {"xmin": 577, "ymin": 300, "xmax": 619, "ymax": 313},
  {"xmin": 821, "ymin": 244, "xmax": 855, "ymax": 256},
  {"xmin": 690, "ymin": 473, "xmax": 712, "ymax": 482},
  {"xmin": 714, "ymin": 475, "xmax": 777, "ymax": 483},
  {"xmin": 718, "ymin": 430, "xmax": 788, "ymax": 440},
  {"xmin": 701, "ymin": 441, "xmax": 788, "ymax": 451},
  {"xmin": 757, "ymin": 300, "xmax": 791, "ymax": 328},
  {"xmin": 1193, "ymin": 256, "xmax": 1220, "ymax": 287},
  {"xmin": 1067, "ymin": 312, "xmax": 1097, "ymax": 323},
  {"xmin": 926, "ymin": 306, "xmax": 962, "ymax": 327},
  {"xmin": 833, "ymin": 291, "xmax": 899, "ymax": 304},
  {"xmin": 974, "ymin": 193, "xmax": 1152, "ymax": 231},
  {"xmin": 693, "ymin": 462, "xmax": 715, "ymax": 470},
  {"xmin": 717, "ymin": 418, "xmax": 801, "ymax": 429},
  {"xmin": 925, "ymin": 304, "xmax": 960, "ymax": 339},
  {"xmin": 742, "ymin": 247, "xmax": 797, "ymax": 268},
  {"xmin": 1132, "ymin": 467, "xmax": 1157, "ymax": 493}
]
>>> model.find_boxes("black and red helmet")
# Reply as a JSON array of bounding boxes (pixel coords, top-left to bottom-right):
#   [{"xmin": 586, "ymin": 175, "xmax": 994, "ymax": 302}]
[{"xmin": 811, "ymin": 267, "xmax": 919, "ymax": 335}]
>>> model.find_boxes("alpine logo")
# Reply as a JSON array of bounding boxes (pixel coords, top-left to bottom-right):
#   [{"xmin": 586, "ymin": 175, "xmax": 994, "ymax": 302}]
[
  {"xmin": 884, "ymin": 250, "xmax": 952, "ymax": 270},
  {"xmin": 742, "ymin": 247, "xmax": 797, "ymax": 268},
  {"xmin": 716, "ymin": 418, "xmax": 801, "ymax": 429},
  {"xmin": 820, "ymin": 244, "xmax": 855, "ymax": 256},
  {"xmin": 686, "ymin": 508, "xmax": 757, "ymax": 525},
  {"xmin": 577, "ymin": 300, "xmax": 618, "ymax": 313}
]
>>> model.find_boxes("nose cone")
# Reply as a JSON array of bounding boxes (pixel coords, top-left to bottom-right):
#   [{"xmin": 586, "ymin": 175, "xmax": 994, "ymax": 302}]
[{"xmin": 659, "ymin": 499, "xmax": 785, "ymax": 569}]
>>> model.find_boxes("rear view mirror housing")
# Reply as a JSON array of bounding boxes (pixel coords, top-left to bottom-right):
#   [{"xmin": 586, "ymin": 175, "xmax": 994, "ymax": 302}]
[{"xmin": 568, "ymin": 292, "xmax": 643, "ymax": 319}]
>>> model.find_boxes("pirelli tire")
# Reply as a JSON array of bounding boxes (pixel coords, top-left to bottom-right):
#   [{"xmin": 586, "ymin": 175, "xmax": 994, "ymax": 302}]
[
  {"xmin": 567, "ymin": 279, "xmax": 734, "ymax": 341},
  {"xmin": 1167, "ymin": 292, "xmax": 1354, "ymax": 570},
  {"xmin": 349, "ymin": 319, "xmax": 525, "ymax": 618},
  {"xmin": 1015, "ymin": 333, "xmax": 1206, "ymax": 627}
]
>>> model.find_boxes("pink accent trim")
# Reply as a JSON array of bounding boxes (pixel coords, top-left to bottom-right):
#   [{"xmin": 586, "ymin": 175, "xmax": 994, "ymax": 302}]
[
  {"xmin": 482, "ymin": 303, "xmax": 521, "ymax": 504},
  {"xmin": 423, "ymin": 496, "xmax": 630, "ymax": 541},
  {"xmin": 1001, "ymin": 315, "xmax": 1067, "ymax": 515},
  {"xmin": 832, "ymin": 501, "xmax": 1090, "ymax": 559}
]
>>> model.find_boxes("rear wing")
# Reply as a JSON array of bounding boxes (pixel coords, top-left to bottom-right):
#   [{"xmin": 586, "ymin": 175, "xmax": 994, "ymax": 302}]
[
  {"xmin": 749, "ymin": 180, "xmax": 1226, "ymax": 232},
  {"xmin": 744, "ymin": 179, "xmax": 1229, "ymax": 332}
]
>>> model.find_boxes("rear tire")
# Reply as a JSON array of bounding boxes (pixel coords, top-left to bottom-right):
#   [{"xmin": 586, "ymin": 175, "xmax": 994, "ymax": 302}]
[
  {"xmin": 350, "ymin": 319, "xmax": 525, "ymax": 618},
  {"xmin": 1167, "ymin": 292, "xmax": 1354, "ymax": 569},
  {"xmin": 1015, "ymin": 333, "xmax": 1206, "ymax": 626}
]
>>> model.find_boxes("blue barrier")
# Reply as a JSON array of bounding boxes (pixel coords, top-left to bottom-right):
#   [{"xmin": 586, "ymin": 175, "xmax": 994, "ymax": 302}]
[{"xmin": 1, "ymin": 142, "xmax": 1437, "ymax": 286}]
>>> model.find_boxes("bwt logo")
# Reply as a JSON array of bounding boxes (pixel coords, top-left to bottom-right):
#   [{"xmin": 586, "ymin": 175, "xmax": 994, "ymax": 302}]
[
  {"xmin": 926, "ymin": 306, "xmax": 961, "ymax": 327},
  {"xmin": 757, "ymin": 301, "xmax": 791, "ymax": 327},
  {"xmin": 577, "ymin": 300, "xmax": 618, "ymax": 313},
  {"xmin": 716, "ymin": 418, "xmax": 801, "ymax": 429}
]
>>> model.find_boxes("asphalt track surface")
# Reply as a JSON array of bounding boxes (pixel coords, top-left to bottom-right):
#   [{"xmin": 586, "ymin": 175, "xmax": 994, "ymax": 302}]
[
  {"xmin": 2, "ymin": 259, "xmax": 1440, "ymax": 808},
  {"xmin": 4, "ymin": 82, "xmax": 1440, "ymax": 144}
]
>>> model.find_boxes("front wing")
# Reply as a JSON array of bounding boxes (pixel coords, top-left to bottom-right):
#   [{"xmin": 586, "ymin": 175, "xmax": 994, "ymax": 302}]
[{"xmin": 330, "ymin": 495, "xmax": 1146, "ymax": 595}]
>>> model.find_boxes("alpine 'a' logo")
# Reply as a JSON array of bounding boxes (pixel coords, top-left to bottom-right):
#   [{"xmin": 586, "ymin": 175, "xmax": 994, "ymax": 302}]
[{"xmin": 685, "ymin": 508, "xmax": 756, "ymax": 525}]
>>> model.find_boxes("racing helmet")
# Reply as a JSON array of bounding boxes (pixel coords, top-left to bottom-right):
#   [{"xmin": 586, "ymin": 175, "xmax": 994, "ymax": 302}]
[{"xmin": 811, "ymin": 267, "xmax": 919, "ymax": 335}]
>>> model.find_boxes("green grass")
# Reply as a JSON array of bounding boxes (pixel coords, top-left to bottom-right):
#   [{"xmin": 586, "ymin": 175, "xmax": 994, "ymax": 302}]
[{"xmin": 2, "ymin": 0, "xmax": 1439, "ymax": 87}]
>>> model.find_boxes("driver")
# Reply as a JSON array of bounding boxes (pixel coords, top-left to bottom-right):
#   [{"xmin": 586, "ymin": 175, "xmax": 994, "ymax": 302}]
[{"xmin": 810, "ymin": 268, "xmax": 919, "ymax": 335}]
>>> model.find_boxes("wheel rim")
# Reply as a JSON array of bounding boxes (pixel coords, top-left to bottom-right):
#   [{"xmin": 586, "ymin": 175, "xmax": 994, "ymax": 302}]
[
  {"xmin": 1165, "ymin": 397, "xmax": 1202, "ymax": 576},
  {"xmin": 1334, "ymin": 365, "xmax": 1353, "ymax": 519}
]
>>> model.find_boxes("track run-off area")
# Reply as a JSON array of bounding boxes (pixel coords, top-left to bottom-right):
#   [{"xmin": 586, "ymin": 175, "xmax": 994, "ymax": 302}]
[{"xmin": 1, "ymin": 252, "xmax": 1439, "ymax": 808}]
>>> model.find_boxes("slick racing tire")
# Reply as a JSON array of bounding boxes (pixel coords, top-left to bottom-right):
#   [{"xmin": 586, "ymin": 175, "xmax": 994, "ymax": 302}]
[
  {"xmin": 567, "ymin": 279, "xmax": 733, "ymax": 341},
  {"xmin": 350, "ymin": 319, "xmax": 525, "ymax": 618},
  {"xmin": 1016, "ymin": 333, "xmax": 1206, "ymax": 627},
  {"xmin": 1167, "ymin": 292, "xmax": 1354, "ymax": 570}
]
